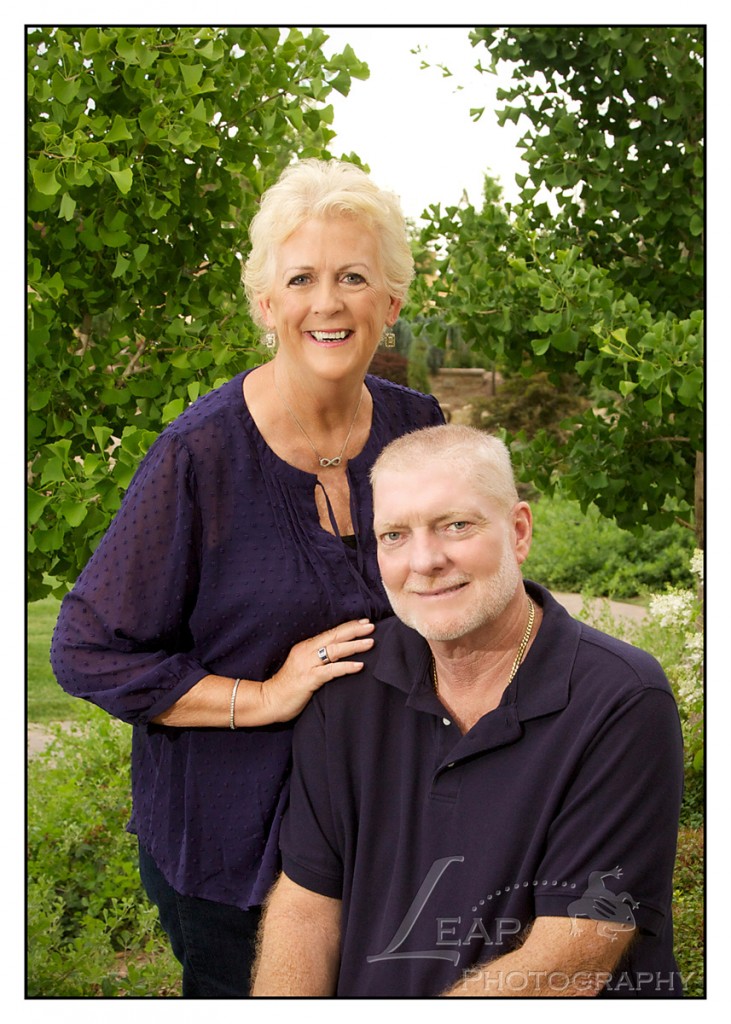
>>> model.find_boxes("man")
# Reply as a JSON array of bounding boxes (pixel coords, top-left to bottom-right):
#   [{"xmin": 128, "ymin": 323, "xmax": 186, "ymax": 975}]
[{"xmin": 252, "ymin": 425, "xmax": 684, "ymax": 998}]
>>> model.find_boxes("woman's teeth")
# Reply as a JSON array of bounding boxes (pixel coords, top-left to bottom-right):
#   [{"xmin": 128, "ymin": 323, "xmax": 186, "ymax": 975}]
[{"xmin": 311, "ymin": 330, "xmax": 349, "ymax": 341}]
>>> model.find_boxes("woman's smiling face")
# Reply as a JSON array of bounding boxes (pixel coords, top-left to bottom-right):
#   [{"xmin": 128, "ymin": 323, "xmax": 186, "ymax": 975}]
[{"xmin": 258, "ymin": 216, "xmax": 401, "ymax": 383}]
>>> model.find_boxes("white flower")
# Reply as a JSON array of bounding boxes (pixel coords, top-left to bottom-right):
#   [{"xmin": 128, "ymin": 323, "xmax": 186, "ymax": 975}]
[
  {"xmin": 649, "ymin": 591, "xmax": 694, "ymax": 629},
  {"xmin": 690, "ymin": 548, "xmax": 704, "ymax": 585},
  {"xmin": 684, "ymin": 631, "xmax": 703, "ymax": 668}
]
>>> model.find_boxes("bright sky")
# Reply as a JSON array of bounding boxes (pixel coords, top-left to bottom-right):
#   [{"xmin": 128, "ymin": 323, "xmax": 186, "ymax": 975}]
[{"xmin": 322, "ymin": 26, "xmax": 525, "ymax": 223}]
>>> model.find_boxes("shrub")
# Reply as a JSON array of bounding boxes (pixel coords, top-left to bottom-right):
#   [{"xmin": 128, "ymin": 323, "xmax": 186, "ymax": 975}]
[
  {"xmin": 672, "ymin": 827, "xmax": 705, "ymax": 997},
  {"xmin": 368, "ymin": 349, "xmax": 409, "ymax": 387},
  {"xmin": 523, "ymin": 491, "xmax": 695, "ymax": 598},
  {"xmin": 27, "ymin": 703, "xmax": 180, "ymax": 996}
]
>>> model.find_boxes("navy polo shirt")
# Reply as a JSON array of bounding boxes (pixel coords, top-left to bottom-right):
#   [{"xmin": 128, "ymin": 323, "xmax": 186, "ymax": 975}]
[{"xmin": 280, "ymin": 582, "xmax": 684, "ymax": 998}]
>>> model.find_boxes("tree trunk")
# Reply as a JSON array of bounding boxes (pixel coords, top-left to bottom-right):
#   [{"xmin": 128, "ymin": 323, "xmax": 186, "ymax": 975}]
[{"xmin": 694, "ymin": 450, "xmax": 704, "ymax": 551}]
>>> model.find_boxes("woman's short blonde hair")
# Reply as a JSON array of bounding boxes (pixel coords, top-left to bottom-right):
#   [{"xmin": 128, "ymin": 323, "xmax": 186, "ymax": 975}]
[
  {"xmin": 370, "ymin": 425, "xmax": 520, "ymax": 514},
  {"xmin": 242, "ymin": 159, "xmax": 414, "ymax": 328}
]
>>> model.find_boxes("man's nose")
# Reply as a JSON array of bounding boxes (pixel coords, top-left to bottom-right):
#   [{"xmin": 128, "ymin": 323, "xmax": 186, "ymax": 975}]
[{"xmin": 408, "ymin": 532, "xmax": 448, "ymax": 575}]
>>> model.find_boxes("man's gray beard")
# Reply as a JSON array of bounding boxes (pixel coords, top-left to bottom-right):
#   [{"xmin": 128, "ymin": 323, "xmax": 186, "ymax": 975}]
[{"xmin": 382, "ymin": 548, "xmax": 523, "ymax": 643}]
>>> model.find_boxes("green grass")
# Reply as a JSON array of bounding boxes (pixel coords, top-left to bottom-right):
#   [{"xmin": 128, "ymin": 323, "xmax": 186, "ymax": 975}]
[{"xmin": 27, "ymin": 597, "xmax": 81, "ymax": 723}]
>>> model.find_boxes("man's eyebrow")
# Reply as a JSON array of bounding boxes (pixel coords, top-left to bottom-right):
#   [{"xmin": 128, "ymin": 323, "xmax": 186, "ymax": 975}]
[{"xmin": 373, "ymin": 519, "xmax": 403, "ymax": 533}]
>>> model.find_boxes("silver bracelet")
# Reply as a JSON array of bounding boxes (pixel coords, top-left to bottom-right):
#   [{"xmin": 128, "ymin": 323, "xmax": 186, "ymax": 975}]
[{"xmin": 229, "ymin": 678, "xmax": 241, "ymax": 730}]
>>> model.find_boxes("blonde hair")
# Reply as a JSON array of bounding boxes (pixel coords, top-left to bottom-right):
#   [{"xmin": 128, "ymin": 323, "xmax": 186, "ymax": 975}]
[
  {"xmin": 370, "ymin": 425, "xmax": 520, "ymax": 513},
  {"xmin": 242, "ymin": 159, "xmax": 414, "ymax": 328}
]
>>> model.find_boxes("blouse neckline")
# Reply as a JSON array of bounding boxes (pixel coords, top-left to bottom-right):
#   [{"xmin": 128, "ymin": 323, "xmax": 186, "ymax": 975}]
[{"xmin": 235, "ymin": 368, "xmax": 381, "ymax": 486}]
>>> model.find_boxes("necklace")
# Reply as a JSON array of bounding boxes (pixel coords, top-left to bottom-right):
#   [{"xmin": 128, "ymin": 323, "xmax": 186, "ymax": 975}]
[
  {"xmin": 432, "ymin": 597, "xmax": 535, "ymax": 694},
  {"xmin": 274, "ymin": 375, "xmax": 364, "ymax": 468}
]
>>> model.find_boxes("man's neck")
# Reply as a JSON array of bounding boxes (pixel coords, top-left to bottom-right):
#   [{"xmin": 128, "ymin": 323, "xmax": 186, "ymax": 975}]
[{"xmin": 430, "ymin": 595, "xmax": 542, "ymax": 733}]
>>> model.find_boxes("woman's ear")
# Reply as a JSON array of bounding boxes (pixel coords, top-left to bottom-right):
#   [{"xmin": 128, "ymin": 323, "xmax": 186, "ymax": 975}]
[
  {"xmin": 258, "ymin": 297, "xmax": 275, "ymax": 329},
  {"xmin": 387, "ymin": 297, "xmax": 403, "ymax": 325}
]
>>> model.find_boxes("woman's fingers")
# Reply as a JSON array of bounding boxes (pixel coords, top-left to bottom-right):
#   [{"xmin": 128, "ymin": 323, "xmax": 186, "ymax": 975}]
[
  {"xmin": 315, "ymin": 618, "xmax": 374, "ymax": 665},
  {"xmin": 315, "ymin": 634, "xmax": 374, "ymax": 668}
]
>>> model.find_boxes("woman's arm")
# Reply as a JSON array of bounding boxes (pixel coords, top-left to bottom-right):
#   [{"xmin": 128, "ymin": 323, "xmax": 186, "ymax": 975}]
[{"xmin": 153, "ymin": 617, "xmax": 375, "ymax": 727}]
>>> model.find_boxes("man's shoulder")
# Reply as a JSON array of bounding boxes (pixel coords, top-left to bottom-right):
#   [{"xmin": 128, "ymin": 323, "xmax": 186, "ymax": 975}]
[
  {"xmin": 576, "ymin": 621, "xmax": 672, "ymax": 696},
  {"xmin": 315, "ymin": 617, "xmax": 420, "ymax": 711}
]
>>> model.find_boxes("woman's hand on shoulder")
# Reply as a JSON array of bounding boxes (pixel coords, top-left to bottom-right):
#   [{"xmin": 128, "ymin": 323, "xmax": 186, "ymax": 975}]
[{"xmin": 262, "ymin": 619, "xmax": 375, "ymax": 722}]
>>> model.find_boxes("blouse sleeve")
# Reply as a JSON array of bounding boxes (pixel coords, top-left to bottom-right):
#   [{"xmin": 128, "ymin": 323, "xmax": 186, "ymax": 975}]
[{"xmin": 50, "ymin": 430, "xmax": 210, "ymax": 726}]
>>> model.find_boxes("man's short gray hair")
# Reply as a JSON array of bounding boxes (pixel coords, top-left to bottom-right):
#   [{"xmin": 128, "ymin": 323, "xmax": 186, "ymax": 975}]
[{"xmin": 370, "ymin": 424, "xmax": 520, "ymax": 513}]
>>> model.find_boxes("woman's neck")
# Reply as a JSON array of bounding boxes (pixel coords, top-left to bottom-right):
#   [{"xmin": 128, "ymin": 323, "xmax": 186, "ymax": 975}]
[{"xmin": 272, "ymin": 357, "xmax": 365, "ymax": 431}]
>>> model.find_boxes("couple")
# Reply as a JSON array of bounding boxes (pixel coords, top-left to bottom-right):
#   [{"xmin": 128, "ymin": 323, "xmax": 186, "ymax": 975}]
[{"xmin": 52, "ymin": 159, "xmax": 682, "ymax": 999}]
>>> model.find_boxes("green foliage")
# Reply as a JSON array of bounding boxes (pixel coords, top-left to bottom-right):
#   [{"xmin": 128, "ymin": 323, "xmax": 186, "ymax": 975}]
[
  {"xmin": 672, "ymin": 828, "xmax": 705, "ymax": 996},
  {"xmin": 27, "ymin": 703, "xmax": 181, "ymax": 995},
  {"xmin": 27, "ymin": 26, "xmax": 369, "ymax": 600},
  {"xmin": 524, "ymin": 491, "xmax": 695, "ymax": 598},
  {"xmin": 410, "ymin": 27, "xmax": 704, "ymax": 541},
  {"xmin": 473, "ymin": 26, "xmax": 704, "ymax": 317},
  {"xmin": 407, "ymin": 335, "xmax": 432, "ymax": 394}
]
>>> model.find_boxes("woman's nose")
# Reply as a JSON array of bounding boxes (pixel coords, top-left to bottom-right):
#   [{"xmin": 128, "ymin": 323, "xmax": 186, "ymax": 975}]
[{"xmin": 312, "ymin": 279, "xmax": 344, "ymax": 316}]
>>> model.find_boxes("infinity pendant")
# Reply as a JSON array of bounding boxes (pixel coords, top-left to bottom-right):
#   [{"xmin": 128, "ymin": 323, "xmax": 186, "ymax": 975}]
[{"xmin": 319, "ymin": 456, "xmax": 342, "ymax": 467}]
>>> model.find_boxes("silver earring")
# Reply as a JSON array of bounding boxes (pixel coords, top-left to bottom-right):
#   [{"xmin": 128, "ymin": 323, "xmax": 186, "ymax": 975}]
[
  {"xmin": 383, "ymin": 329, "xmax": 396, "ymax": 348},
  {"xmin": 263, "ymin": 331, "xmax": 277, "ymax": 350}
]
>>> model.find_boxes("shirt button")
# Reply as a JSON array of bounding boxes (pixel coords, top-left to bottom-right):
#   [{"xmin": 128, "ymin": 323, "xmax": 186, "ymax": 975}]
[{"xmin": 442, "ymin": 717, "xmax": 451, "ymax": 726}]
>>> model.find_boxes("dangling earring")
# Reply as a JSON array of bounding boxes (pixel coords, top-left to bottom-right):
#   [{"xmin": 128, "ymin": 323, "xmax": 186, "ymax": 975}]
[
  {"xmin": 382, "ymin": 328, "xmax": 396, "ymax": 348},
  {"xmin": 262, "ymin": 330, "xmax": 277, "ymax": 350}
]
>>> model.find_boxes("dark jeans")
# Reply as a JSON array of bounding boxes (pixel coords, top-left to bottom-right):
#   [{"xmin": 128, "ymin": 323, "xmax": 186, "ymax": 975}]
[{"xmin": 139, "ymin": 843, "xmax": 262, "ymax": 998}]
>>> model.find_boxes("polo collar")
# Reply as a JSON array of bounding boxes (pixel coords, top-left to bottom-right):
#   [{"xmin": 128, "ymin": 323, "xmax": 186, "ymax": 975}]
[{"xmin": 372, "ymin": 581, "xmax": 580, "ymax": 724}]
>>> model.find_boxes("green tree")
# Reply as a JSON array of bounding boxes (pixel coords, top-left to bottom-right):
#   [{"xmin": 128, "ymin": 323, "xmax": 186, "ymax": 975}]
[
  {"xmin": 27, "ymin": 26, "xmax": 368, "ymax": 600},
  {"xmin": 410, "ymin": 27, "xmax": 704, "ymax": 544}
]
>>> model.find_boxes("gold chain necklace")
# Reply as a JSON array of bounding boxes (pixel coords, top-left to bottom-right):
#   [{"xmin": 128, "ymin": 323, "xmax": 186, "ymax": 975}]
[
  {"xmin": 432, "ymin": 597, "xmax": 535, "ymax": 694},
  {"xmin": 273, "ymin": 375, "xmax": 364, "ymax": 469}
]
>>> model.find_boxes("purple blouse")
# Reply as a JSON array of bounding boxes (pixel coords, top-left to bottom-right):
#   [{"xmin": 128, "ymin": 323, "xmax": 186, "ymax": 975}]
[{"xmin": 50, "ymin": 370, "xmax": 444, "ymax": 908}]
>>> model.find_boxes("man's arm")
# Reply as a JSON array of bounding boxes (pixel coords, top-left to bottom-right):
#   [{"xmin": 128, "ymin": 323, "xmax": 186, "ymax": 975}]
[
  {"xmin": 444, "ymin": 916, "xmax": 635, "ymax": 997},
  {"xmin": 252, "ymin": 873, "xmax": 342, "ymax": 996}
]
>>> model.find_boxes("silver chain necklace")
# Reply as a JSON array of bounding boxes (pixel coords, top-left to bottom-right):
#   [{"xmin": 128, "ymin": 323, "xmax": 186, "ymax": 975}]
[{"xmin": 274, "ymin": 375, "xmax": 364, "ymax": 469}]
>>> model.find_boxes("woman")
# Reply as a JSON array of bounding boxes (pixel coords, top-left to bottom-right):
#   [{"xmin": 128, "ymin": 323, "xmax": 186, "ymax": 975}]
[{"xmin": 50, "ymin": 159, "xmax": 444, "ymax": 997}]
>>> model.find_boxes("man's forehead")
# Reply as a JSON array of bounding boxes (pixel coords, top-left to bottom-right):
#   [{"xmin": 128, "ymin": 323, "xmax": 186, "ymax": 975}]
[{"xmin": 373, "ymin": 468, "xmax": 498, "ymax": 524}]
